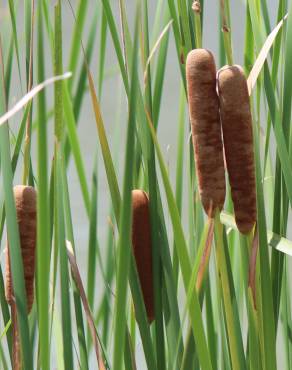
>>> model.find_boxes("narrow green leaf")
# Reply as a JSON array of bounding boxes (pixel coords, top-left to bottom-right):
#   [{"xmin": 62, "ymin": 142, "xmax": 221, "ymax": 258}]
[
  {"xmin": 36, "ymin": 5, "xmax": 50, "ymax": 369},
  {"xmin": 113, "ymin": 9, "xmax": 139, "ymax": 369},
  {"xmin": 63, "ymin": 83, "xmax": 90, "ymax": 214},
  {"xmin": 146, "ymin": 115, "xmax": 213, "ymax": 370},
  {"xmin": 57, "ymin": 158, "xmax": 74, "ymax": 370}
]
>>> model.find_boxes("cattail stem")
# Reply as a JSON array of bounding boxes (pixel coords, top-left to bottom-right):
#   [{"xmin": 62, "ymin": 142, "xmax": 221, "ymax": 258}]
[
  {"xmin": 219, "ymin": 0, "xmax": 233, "ymax": 65},
  {"xmin": 22, "ymin": 0, "xmax": 35, "ymax": 185},
  {"xmin": 214, "ymin": 213, "xmax": 244, "ymax": 370},
  {"xmin": 11, "ymin": 302, "xmax": 22, "ymax": 370},
  {"xmin": 192, "ymin": 1, "xmax": 202, "ymax": 48}
]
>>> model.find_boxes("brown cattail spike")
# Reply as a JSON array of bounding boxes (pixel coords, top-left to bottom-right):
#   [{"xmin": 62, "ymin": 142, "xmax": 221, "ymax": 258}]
[
  {"xmin": 217, "ymin": 65, "xmax": 256, "ymax": 234},
  {"xmin": 5, "ymin": 185, "xmax": 37, "ymax": 313},
  {"xmin": 186, "ymin": 49, "xmax": 226, "ymax": 217},
  {"xmin": 131, "ymin": 190, "xmax": 154, "ymax": 323}
]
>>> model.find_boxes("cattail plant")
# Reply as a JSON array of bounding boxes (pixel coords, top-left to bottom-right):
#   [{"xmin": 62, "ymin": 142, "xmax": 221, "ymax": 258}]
[
  {"xmin": 5, "ymin": 185, "xmax": 37, "ymax": 369},
  {"xmin": 186, "ymin": 49, "xmax": 226, "ymax": 217},
  {"xmin": 131, "ymin": 190, "xmax": 154, "ymax": 323},
  {"xmin": 217, "ymin": 65, "xmax": 256, "ymax": 234}
]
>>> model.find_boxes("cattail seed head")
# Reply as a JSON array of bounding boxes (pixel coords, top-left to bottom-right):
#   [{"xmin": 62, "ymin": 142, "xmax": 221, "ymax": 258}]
[
  {"xmin": 131, "ymin": 190, "xmax": 154, "ymax": 323},
  {"xmin": 217, "ymin": 65, "xmax": 256, "ymax": 234},
  {"xmin": 5, "ymin": 185, "xmax": 37, "ymax": 313},
  {"xmin": 186, "ymin": 49, "xmax": 226, "ymax": 217}
]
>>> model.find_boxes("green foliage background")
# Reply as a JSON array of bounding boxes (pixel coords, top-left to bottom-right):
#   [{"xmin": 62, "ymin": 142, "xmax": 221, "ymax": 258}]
[{"xmin": 0, "ymin": 1, "xmax": 292, "ymax": 369}]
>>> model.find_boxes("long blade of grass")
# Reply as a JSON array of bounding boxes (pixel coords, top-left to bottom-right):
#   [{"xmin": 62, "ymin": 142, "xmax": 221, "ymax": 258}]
[
  {"xmin": 87, "ymin": 159, "xmax": 98, "ymax": 314},
  {"xmin": 253, "ymin": 103, "xmax": 277, "ymax": 370},
  {"xmin": 4, "ymin": 35, "xmax": 14, "ymax": 102},
  {"xmin": 60, "ymin": 156, "xmax": 90, "ymax": 370},
  {"xmin": 141, "ymin": 1, "xmax": 165, "ymax": 368},
  {"xmin": 54, "ymin": 4, "xmax": 74, "ymax": 369},
  {"xmin": 63, "ymin": 83, "xmax": 90, "ymax": 214},
  {"xmin": 247, "ymin": 13, "xmax": 287, "ymax": 95},
  {"xmin": 214, "ymin": 215, "xmax": 246, "ymax": 370},
  {"xmin": 0, "ymin": 40, "xmax": 33, "ymax": 370},
  {"xmin": 56, "ymin": 158, "xmax": 73, "ymax": 370},
  {"xmin": 112, "ymin": 9, "xmax": 139, "ymax": 369},
  {"xmin": 75, "ymin": 9, "xmax": 156, "ymax": 367},
  {"xmin": 66, "ymin": 240, "xmax": 107, "ymax": 370},
  {"xmin": 152, "ymin": 7, "xmax": 171, "ymax": 126},
  {"xmin": 100, "ymin": 0, "xmax": 129, "ymax": 92},
  {"xmin": 36, "ymin": 5, "xmax": 51, "ymax": 368},
  {"xmin": 67, "ymin": 0, "xmax": 89, "ymax": 91},
  {"xmin": 270, "ymin": 0, "xmax": 292, "ymax": 328},
  {"xmin": 158, "ymin": 212, "xmax": 184, "ymax": 368},
  {"xmin": 0, "ymin": 342, "xmax": 8, "ymax": 370},
  {"xmin": 54, "ymin": 5, "xmax": 90, "ymax": 366},
  {"xmin": 64, "ymin": 10, "xmax": 98, "ymax": 165},
  {"xmin": 7, "ymin": 0, "xmax": 23, "ymax": 91},
  {"xmin": 143, "ymin": 19, "xmax": 172, "ymax": 85},
  {"xmin": 221, "ymin": 211, "xmax": 292, "ymax": 256},
  {"xmin": 24, "ymin": 0, "xmax": 32, "ymax": 86},
  {"xmin": 0, "ymin": 269, "xmax": 12, "ymax": 365},
  {"xmin": 146, "ymin": 113, "xmax": 213, "ymax": 370},
  {"xmin": 248, "ymin": 0, "xmax": 292, "ymax": 209},
  {"xmin": 87, "ymin": 71, "xmax": 121, "ymax": 220},
  {"xmin": 0, "ymin": 72, "xmax": 71, "ymax": 127},
  {"xmin": 98, "ymin": 8, "xmax": 108, "ymax": 97},
  {"xmin": 22, "ymin": 0, "xmax": 34, "ymax": 185},
  {"xmin": 177, "ymin": 0, "xmax": 192, "ymax": 53}
]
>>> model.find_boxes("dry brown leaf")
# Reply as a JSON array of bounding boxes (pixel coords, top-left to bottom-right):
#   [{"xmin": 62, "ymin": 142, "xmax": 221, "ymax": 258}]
[
  {"xmin": 66, "ymin": 241, "xmax": 106, "ymax": 370},
  {"xmin": 196, "ymin": 219, "xmax": 214, "ymax": 292},
  {"xmin": 0, "ymin": 72, "xmax": 71, "ymax": 126}
]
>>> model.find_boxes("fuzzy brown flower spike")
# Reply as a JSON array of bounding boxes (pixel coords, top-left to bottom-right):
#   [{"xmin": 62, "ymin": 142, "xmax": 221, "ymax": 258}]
[
  {"xmin": 217, "ymin": 65, "xmax": 256, "ymax": 234},
  {"xmin": 186, "ymin": 49, "xmax": 226, "ymax": 217},
  {"xmin": 132, "ymin": 190, "xmax": 154, "ymax": 323},
  {"xmin": 6, "ymin": 185, "xmax": 37, "ymax": 313}
]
